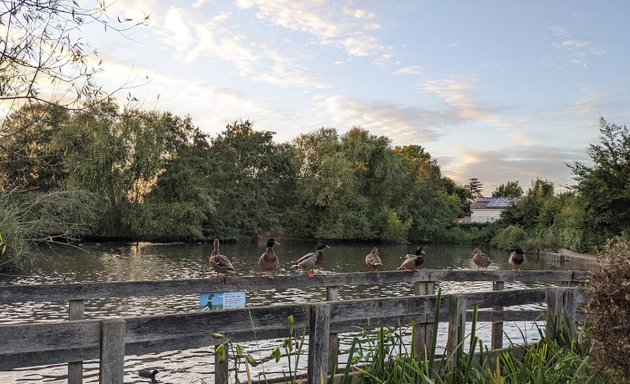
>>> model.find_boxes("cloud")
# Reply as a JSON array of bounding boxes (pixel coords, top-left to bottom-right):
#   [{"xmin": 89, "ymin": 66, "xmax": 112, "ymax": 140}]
[
  {"xmin": 235, "ymin": 0, "xmax": 388, "ymax": 58},
  {"xmin": 422, "ymin": 79, "xmax": 536, "ymax": 146},
  {"xmin": 443, "ymin": 145, "xmax": 588, "ymax": 194},
  {"xmin": 395, "ymin": 65, "xmax": 424, "ymax": 75},
  {"xmin": 311, "ymin": 95, "xmax": 452, "ymax": 143},
  {"xmin": 550, "ymin": 27, "xmax": 605, "ymax": 67}
]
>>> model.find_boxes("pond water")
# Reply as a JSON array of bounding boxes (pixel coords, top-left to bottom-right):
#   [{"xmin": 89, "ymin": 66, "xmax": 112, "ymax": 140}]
[{"xmin": 0, "ymin": 240, "xmax": 575, "ymax": 383}]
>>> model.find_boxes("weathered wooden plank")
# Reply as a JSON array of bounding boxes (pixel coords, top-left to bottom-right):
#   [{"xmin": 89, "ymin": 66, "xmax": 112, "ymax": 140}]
[
  {"xmin": 0, "ymin": 288, "xmax": 585, "ymax": 370},
  {"xmin": 327, "ymin": 286, "xmax": 339, "ymax": 370},
  {"xmin": 446, "ymin": 295, "xmax": 466, "ymax": 369},
  {"xmin": 491, "ymin": 281, "xmax": 504, "ymax": 349},
  {"xmin": 0, "ymin": 270, "xmax": 589, "ymax": 304},
  {"xmin": 214, "ymin": 345, "xmax": 228, "ymax": 384},
  {"xmin": 0, "ymin": 320, "xmax": 101, "ymax": 369},
  {"xmin": 68, "ymin": 299, "xmax": 85, "ymax": 384},
  {"xmin": 307, "ymin": 304, "xmax": 331, "ymax": 384},
  {"xmin": 99, "ymin": 319, "xmax": 126, "ymax": 384},
  {"xmin": 546, "ymin": 287, "xmax": 578, "ymax": 337}
]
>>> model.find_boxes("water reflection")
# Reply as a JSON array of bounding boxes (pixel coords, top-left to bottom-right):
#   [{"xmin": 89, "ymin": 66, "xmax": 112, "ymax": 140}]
[{"xmin": 0, "ymin": 241, "xmax": 576, "ymax": 383}]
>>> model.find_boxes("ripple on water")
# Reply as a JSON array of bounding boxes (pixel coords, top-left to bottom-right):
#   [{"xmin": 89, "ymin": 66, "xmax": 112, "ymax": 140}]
[{"xmin": 0, "ymin": 242, "xmax": 571, "ymax": 383}]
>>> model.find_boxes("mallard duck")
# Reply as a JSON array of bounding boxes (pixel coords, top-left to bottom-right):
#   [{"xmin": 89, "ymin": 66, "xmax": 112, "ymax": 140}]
[
  {"xmin": 294, "ymin": 239, "xmax": 330, "ymax": 278},
  {"xmin": 209, "ymin": 239, "xmax": 236, "ymax": 277},
  {"xmin": 138, "ymin": 369, "xmax": 159, "ymax": 383},
  {"xmin": 508, "ymin": 244, "xmax": 526, "ymax": 272},
  {"xmin": 398, "ymin": 246, "xmax": 425, "ymax": 272},
  {"xmin": 259, "ymin": 238, "xmax": 280, "ymax": 279},
  {"xmin": 472, "ymin": 248, "xmax": 490, "ymax": 274},
  {"xmin": 365, "ymin": 247, "xmax": 383, "ymax": 272}
]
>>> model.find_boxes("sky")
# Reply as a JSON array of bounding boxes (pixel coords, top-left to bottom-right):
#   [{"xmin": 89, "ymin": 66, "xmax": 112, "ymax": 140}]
[{"xmin": 87, "ymin": 0, "xmax": 630, "ymax": 195}]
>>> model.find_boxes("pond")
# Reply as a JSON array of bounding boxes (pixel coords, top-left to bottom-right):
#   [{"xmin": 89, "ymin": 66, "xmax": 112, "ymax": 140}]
[{"xmin": 0, "ymin": 240, "xmax": 574, "ymax": 383}]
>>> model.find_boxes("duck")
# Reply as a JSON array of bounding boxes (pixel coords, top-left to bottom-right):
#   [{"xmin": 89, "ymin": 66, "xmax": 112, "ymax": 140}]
[
  {"xmin": 508, "ymin": 244, "xmax": 526, "ymax": 272},
  {"xmin": 398, "ymin": 246, "xmax": 425, "ymax": 272},
  {"xmin": 209, "ymin": 239, "xmax": 236, "ymax": 277},
  {"xmin": 471, "ymin": 248, "xmax": 490, "ymax": 274},
  {"xmin": 294, "ymin": 239, "xmax": 330, "ymax": 278},
  {"xmin": 365, "ymin": 247, "xmax": 383, "ymax": 272},
  {"xmin": 138, "ymin": 369, "xmax": 159, "ymax": 383},
  {"xmin": 259, "ymin": 238, "xmax": 280, "ymax": 279}
]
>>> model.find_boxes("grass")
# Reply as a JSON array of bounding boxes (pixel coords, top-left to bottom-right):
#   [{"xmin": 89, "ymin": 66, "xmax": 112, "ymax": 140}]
[{"xmin": 213, "ymin": 290, "xmax": 606, "ymax": 384}]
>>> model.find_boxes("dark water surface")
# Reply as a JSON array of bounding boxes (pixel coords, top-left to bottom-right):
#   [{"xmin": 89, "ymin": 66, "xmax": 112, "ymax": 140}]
[{"xmin": 0, "ymin": 241, "xmax": 571, "ymax": 383}]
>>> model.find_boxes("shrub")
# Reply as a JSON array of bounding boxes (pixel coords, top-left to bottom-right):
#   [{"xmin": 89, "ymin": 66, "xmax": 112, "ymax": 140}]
[
  {"xmin": 586, "ymin": 235, "xmax": 630, "ymax": 379},
  {"xmin": 491, "ymin": 225, "xmax": 527, "ymax": 250}
]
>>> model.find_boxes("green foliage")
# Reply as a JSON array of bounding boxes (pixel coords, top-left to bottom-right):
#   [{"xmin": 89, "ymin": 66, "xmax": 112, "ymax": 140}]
[
  {"xmin": 569, "ymin": 118, "xmax": 630, "ymax": 249},
  {"xmin": 467, "ymin": 177, "xmax": 483, "ymax": 200},
  {"xmin": 492, "ymin": 180, "xmax": 524, "ymax": 198},
  {"xmin": 491, "ymin": 225, "xmax": 527, "ymax": 251},
  {"xmin": 586, "ymin": 236, "xmax": 630, "ymax": 379}
]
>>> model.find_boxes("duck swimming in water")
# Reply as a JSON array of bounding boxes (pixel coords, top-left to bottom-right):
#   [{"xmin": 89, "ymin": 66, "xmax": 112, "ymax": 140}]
[
  {"xmin": 294, "ymin": 239, "xmax": 330, "ymax": 278},
  {"xmin": 209, "ymin": 239, "xmax": 236, "ymax": 278},
  {"xmin": 138, "ymin": 369, "xmax": 159, "ymax": 383},
  {"xmin": 259, "ymin": 238, "xmax": 280, "ymax": 279}
]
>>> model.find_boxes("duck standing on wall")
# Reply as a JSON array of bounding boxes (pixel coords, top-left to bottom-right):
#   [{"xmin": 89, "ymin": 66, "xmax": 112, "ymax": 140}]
[
  {"xmin": 294, "ymin": 239, "xmax": 330, "ymax": 278},
  {"xmin": 471, "ymin": 248, "xmax": 490, "ymax": 274},
  {"xmin": 365, "ymin": 247, "xmax": 383, "ymax": 272},
  {"xmin": 508, "ymin": 244, "xmax": 526, "ymax": 272},
  {"xmin": 259, "ymin": 238, "xmax": 280, "ymax": 279},
  {"xmin": 398, "ymin": 246, "xmax": 425, "ymax": 272},
  {"xmin": 209, "ymin": 239, "xmax": 236, "ymax": 278}
]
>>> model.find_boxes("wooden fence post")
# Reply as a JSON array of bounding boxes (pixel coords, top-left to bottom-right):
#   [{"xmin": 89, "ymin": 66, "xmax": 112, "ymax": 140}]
[
  {"xmin": 446, "ymin": 295, "xmax": 467, "ymax": 369},
  {"xmin": 546, "ymin": 287, "xmax": 577, "ymax": 338},
  {"xmin": 307, "ymin": 303, "xmax": 331, "ymax": 384},
  {"xmin": 413, "ymin": 281, "xmax": 435, "ymax": 358},
  {"xmin": 326, "ymin": 286, "xmax": 339, "ymax": 369},
  {"xmin": 491, "ymin": 281, "xmax": 504, "ymax": 349},
  {"xmin": 214, "ymin": 345, "xmax": 229, "ymax": 384},
  {"xmin": 68, "ymin": 299, "xmax": 85, "ymax": 384},
  {"xmin": 99, "ymin": 318, "xmax": 126, "ymax": 384}
]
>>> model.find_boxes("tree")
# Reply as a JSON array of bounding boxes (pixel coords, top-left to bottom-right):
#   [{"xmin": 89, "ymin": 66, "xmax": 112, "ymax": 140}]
[
  {"xmin": 204, "ymin": 120, "xmax": 296, "ymax": 241},
  {"xmin": 569, "ymin": 118, "xmax": 630, "ymax": 247},
  {"xmin": 0, "ymin": 0, "xmax": 147, "ymax": 115},
  {"xmin": 467, "ymin": 177, "xmax": 483, "ymax": 199},
  {"xmin": 492, "ymin": 180, "xmax": 523, "ymax": 199},
  {"xmin": 0, "ymin": 103, "xmax": 70, "ymax": 191},
  {"xmin": 500, "ymin": 178, "xmax": 555, "ymax": 229}
]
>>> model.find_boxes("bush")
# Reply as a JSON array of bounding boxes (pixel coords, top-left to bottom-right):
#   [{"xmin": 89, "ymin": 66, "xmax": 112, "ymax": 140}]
[
  {"xmin": 491, "ymin": 225, "xmax": 527, "ymax": 250},
  {"xmin": 586, "ymin": 235, "xmax": 630, "ymax": 380}
]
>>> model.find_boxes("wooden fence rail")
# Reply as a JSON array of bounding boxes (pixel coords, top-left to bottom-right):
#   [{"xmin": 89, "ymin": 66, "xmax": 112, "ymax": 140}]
[
  {"xmin": 0, "ymin": 270, "xmax": 588, "ymax": 384},
  {"xmin": 0, "ymin": 287, "xmax": 586, "ymax": 384}
]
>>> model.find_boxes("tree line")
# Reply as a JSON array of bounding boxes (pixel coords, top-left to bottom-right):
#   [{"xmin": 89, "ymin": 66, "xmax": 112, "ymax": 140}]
[{"xmin": 1, "ymin": 101, "xmax": 628, "ymax": 270}]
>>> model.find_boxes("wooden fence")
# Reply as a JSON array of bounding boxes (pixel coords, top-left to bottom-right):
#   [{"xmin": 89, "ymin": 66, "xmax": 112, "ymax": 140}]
[{"xmin": 0, "ymin": 269, "xmax": 589, "ymax": 384}]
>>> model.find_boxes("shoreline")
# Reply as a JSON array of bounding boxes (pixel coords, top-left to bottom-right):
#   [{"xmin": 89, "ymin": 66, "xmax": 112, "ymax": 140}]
[{"xmin": 545, "ymin": 248, "xmax": 598, "ymax": 270}]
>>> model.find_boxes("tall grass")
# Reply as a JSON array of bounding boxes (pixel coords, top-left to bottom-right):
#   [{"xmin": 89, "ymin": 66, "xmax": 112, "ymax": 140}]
[{"xmin": 213, "ymin": 291, "xmax": 605, "ymax": 384}]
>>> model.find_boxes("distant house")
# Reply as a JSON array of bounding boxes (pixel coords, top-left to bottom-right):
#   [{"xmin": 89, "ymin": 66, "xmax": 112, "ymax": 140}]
[{"xmin": 469, "ymin": 197, "xmax": 515, "ymax": 223}]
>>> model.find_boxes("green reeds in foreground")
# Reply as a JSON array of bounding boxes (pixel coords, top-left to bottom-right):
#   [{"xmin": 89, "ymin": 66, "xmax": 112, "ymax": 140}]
[{"xmin": 338, "ymin": 290, "xmax": 606, "ymax": 384}]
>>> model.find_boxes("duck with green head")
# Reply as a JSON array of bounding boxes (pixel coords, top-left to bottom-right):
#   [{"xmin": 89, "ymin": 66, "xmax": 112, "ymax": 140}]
[
  {"xmin": 398, "ymin": 246, "xmax": 425, "ymax": 272},
  {"xmin": 209, "ymin": 239, "xmax": 236, "ymax": 278},
  {"xmin": 508, "ymin": 244, "xmax": 525, "ymax": 272},
  {"xmin": 259, "ymin": 238, "xmax": 280, "ymax": 279},
  {"xmin": 294, "ymin": 239, "xmax": 330, "ymax": 278}
]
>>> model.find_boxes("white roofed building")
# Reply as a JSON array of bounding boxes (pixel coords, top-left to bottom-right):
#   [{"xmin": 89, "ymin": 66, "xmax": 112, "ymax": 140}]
[{"xmin": 469, "ymin": 197, "xmax": 515, "ymax": 223}]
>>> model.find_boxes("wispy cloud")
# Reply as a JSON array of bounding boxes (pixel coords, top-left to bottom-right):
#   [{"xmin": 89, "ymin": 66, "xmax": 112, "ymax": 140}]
[
  {"xmin": 550, "ymin": 26, "xmax": 605, "ymax": 68},
  {"xmin": 422, "ymin": 79, "xmax": 535, "ymax": 146},
  {"xmin": 395, "ymin": 65, "xmax": 423, "ymax": 75},
  {"xmin": 235, "ymin": 0, "xmax": 388, "ymax": 59},
  {"xmin": 311, "ymin": 95, "xmax": 451, "ymax": 143},
  {"xmin": 444, "ymin": 145, "xmax": 587, "ymax": 194}
]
